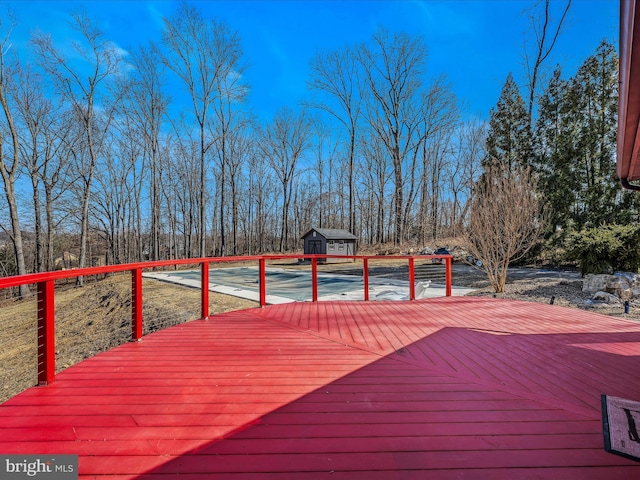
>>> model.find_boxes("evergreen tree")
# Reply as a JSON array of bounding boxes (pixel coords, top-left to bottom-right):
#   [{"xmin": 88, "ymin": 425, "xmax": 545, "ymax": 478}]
[
  {"xmin": 485, "ymin": 73, "xmax": 531, "ymax": 170},
  {"xmin": 567, "ymin": 40, "xmax": 619, "ymax": 227},
  {"xmin": 535, "ymin": 40, "xmax": 640, "ymax": 240},
  {"xmin": 534, "ymin": 67, "xmax": 578, "ymax": 230}
]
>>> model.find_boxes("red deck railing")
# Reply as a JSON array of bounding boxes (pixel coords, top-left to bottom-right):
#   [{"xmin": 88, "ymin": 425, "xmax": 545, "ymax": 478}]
[{"xmin": 0, "ymin": 254, "xmax": 452, "ymax": 387}]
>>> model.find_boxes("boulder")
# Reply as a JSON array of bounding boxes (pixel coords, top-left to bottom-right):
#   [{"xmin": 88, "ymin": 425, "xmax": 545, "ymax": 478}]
[
  {"xmin": 582, "ymin": 274, "xmax": 614, "ymax": 293},
  {"xmin": 583, "ymin": 272, "xmax": 640, "ymax": 300},
  {"xmin": 615, "ymin": 272, "xmax": 640, "ymax": 298},
  {"xmin": 420, "ymin": 246, "xmax": 434, "ymax": 255},
  {"xmin": 592, "ymin": 291, "xmax": 620, "ymax": 304}
]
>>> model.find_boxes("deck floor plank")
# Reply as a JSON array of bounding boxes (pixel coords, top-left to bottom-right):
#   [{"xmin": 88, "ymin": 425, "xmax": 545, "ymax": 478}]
[{"xmin": 2, "ymin": 297, "xmax": 640, "ymax": 478}]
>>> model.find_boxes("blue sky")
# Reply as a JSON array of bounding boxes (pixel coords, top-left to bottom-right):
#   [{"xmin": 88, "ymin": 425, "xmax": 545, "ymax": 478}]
[{"xmin": 6, "ymin": 0, "xmax": 619, "ymax": 121}]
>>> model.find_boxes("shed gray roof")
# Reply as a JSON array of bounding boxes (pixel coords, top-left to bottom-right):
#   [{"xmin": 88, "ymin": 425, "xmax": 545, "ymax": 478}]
[{"xmin": 301, "ymin": 228, "xmax": 358, "ymax": 240}]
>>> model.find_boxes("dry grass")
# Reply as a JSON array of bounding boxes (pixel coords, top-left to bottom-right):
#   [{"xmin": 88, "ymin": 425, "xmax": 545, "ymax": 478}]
[{"xmin": 0, "ymin": 274, "xmax": 257, "ymax": 403}]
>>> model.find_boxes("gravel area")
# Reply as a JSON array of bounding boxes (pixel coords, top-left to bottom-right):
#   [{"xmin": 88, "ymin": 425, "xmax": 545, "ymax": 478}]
[{"xmin": 451, "ymin": 264, "xmax": 640, "ymax": 321}]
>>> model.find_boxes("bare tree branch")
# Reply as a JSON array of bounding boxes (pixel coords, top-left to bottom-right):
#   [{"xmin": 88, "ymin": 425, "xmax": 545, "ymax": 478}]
[{"xmin": 524, "ymin": 0, "xmax": 572, "ymax": 126}]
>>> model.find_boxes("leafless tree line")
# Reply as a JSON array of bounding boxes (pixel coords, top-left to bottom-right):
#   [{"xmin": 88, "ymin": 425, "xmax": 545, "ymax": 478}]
[{"xmin": 0, "ymin": 3, "xmax": 488, "ymax": 282}]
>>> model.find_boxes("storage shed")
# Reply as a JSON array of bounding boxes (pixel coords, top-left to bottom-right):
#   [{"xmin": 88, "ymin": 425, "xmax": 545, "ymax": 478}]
[{"xmin": 301, "ymin": 228, "xmax": 357, "ymax": 263}]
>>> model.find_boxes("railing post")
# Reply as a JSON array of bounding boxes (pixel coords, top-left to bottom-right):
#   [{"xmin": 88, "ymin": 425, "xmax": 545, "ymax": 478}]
[
  {"xmin": 132, "ymin": 268, "xmax": 143, "ymax": 341},
  {"xmin": 311, "ymin": 257, "xmax": 318, "ymax": 302},
  {"xmin": 408, "ymin": 257, "xmax": 416, "ymax": 301},
  {"xmin": 363, "ymin": 257, "xmax": 369, "ymax": 301},
  {"xmin": 445, "ymin": 256, "xmax": 452, "ymax": 297},
  {"xmin": 259, "ymin": 258, "xmax": 266, "ymax": 307},
  {"xmin": 201, "ymin": 261, "xmax": 209, "ymax": 320},
  {"xmin": 37, "ymin": 280, "xmax": 55, "ymax": 386}
]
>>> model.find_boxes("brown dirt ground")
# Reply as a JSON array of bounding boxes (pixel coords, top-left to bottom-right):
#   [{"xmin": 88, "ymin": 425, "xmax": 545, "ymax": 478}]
[{"xmin": 2, "ymin": 260, "xmax": 639, "ymax": 404}]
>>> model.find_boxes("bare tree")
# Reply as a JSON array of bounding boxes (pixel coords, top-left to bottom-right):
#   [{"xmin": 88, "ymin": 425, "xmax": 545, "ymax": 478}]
[
  {"xmin": 307, "ymin": 47, "xmax": 361, "ymax": 233},
  {"xmin": 14, "ymin": 66, "xmax": 47, "ymax": 273},
  {"xmin": 166, "ymin": 121, "xmax": 201, "ymax": 258},
  {"xmin": 424, "ymin": 130, "xmax": 453, "ymax": 241},
  {"xmin": 416, "ymin": 78, "xmax": 459, "ymax": 243},
  {"xmin": 212, "ymin": 121, "xmax": 252, "ymax": 256},
  {"xmin": 128, "ymin": 44, "xmax": 169, "ymax": 261},
  {"xmin": 358, "ymin": 132, "xmax": 392, "ymax": 244},
  {"xmin": 0, "ymin": 11, "xmax": 29, "ymax": 294},
  {"xmin": 523, "ymin": 0, "xmax": 572, "ymax": 127},
  {"xmin": 92, "ymin": 85, "xmax": 149, "ymax": 265},
  {"xmin": 161, "ymin": 1, "xmax": 243, "ymax": 257},
  {"xmin": 465, "ymin": 160, "xmax": 547, "ymax": 292},
  {"xmin": 91, "ymin": 128, "xmax": 139, "ymax": 265},
  {"xmin": 358, "ymin": 29, "xmax": 426, "ymax": 246},
  {"xmin": 246, "ymin": 145, "xmax": 278, "ymax": 253},
  {"xmin": 158, "ymin": 138, "xmax": 179, "ymax": 259},
  {"xmin": 259, "ymin": 107, "xmax": 311, "ymax": 252},
  {"xmin": 448, "ymin": 120, "xmax": 486, "ymax": 237},
  {"xmin": 210, "ymin": 70, "xmax": 248, "ymax": 256},
  {"xmin": 310, "ymin": 119, "xmax": 340, "ymax": 230},
  {"xmin": 14, "ymin": 65, "xmax": 75, "ymax": 272},
  {"xmin": 31, "ymin": 11, "xmax": 123, "ymax": 283}
]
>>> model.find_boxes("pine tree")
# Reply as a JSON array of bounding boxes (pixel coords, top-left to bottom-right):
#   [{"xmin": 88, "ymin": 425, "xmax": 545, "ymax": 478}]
[
  {"xmin": 567, "ymin": 40, "xmax": 619, "ymax": 227},
  {"xmin": 534, "ymin": 67, "xmax": 578, "ymax": 230},
  {"xmin": 535, "ymin": 42, "xmax": 640, "ymax": 232},
  {"xmin": 485, "ymin": 73, "xmax": 532, "ymax": 171}
]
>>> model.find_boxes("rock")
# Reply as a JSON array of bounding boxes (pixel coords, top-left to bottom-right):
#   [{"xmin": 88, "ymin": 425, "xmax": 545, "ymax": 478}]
[
  {"xmin": 592, "ymin": 291, "xmax": 620, "ymax": 304},
  {"xmin": 615, "ymin": 271, "xmax": 639, "ymax": 284},
  {"xmin": 612, "ymin": 272, "xmax": 634, "ymax": 299},
  {"xmin": 582, "ymin": 274, "xmax": 612, "ymax": 293},
  {"xmin": 582, "ymin": 272, "xmax": 640, "ymax": 300},
  {"xmin": 614, "ymin": 272, "xmax": 640, "ymax": 300}
]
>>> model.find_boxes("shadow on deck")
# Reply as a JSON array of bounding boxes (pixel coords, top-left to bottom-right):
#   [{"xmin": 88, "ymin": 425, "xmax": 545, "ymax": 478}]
[{"xmin": 2, "ymin": 297, "xmax": 640, "ymax": 479}]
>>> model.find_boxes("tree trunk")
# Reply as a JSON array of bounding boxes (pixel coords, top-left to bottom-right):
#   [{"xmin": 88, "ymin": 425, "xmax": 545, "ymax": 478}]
[
  {"xmin": 393, "ymin": 154, "xmax": 403, "ymax": 245},
  {"xmin": 0, "ymin": 58, "xmax": 30, "ymax": 295},
  {"xmin": 30, "ymin": 170, "xmax": 44, "ymax": 272},
  {"xmin": 200, "ymin": 121, "xmax": 207, "ymax": 257},
  {"xmin": 2, "ymin": 179, "xmax": 30, "ymax": 296}
]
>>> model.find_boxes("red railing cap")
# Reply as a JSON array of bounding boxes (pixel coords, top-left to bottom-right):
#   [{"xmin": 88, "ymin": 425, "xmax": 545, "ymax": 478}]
[{"xmin": 0, "ymin": 254, "xmax": 453, "ymax": 289}]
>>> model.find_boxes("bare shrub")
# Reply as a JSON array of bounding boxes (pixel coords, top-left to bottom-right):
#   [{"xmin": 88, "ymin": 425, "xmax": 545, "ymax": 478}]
[{"xmin": 465, "ymin": 161, "xmax": 547, "ymax": 292}]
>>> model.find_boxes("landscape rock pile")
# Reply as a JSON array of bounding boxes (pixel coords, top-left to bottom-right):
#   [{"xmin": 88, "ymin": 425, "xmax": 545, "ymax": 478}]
[{"xmin": 582, "ymin": 272, "xmax": 640, "ymax": 303}]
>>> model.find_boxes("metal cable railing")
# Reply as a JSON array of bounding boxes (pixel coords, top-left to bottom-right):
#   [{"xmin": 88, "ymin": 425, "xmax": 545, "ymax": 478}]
[{"xmin": 0, "ymin": 254, "xmax": 452, "ymax": 386}]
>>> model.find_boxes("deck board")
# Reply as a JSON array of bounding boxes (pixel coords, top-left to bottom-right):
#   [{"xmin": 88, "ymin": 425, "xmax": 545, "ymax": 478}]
[{"xmin": 2, "ymin": 297, "xmax": 640, "ymax": 478}]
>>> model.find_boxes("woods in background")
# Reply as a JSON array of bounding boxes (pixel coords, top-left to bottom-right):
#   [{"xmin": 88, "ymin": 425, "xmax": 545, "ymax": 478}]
[{"xmin": 0, "ymin": 1, "xmax": 631, "ymax": 285}]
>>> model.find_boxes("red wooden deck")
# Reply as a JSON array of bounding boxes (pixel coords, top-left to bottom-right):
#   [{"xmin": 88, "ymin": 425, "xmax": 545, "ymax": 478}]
[{"xmin": 2, "ymin": 297, "xmax": 640, "ymax": 479}]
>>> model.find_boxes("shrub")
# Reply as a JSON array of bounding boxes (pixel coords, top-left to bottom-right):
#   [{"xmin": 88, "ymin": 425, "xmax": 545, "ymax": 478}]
[
  {"xmin": 464, "ymin": 161, "xmax": 547, "ymax": 293},
  {"xmin": 566, "ymin": 224, "xmax": 640, "ymax": 275}
]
